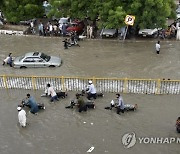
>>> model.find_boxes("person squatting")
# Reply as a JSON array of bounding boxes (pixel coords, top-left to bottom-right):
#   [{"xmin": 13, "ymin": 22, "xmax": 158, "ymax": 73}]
[
  {"xmin": 105, "ymin": 93, "xmax": 138, "ymax": 114},
  {"xmin": 2, "ymin": 53, "xmax": 13, "ymax": 67},
  {"xmin": 23, "ymin": 93, "xmax": 39, "ymax": 115},
  {"xmin": 46, "ymin": 83, "xmax": 59, "ymax": 102},
  {"xmin": 65, "ymin": 93, "xmax": 95, "ymax": 112}
]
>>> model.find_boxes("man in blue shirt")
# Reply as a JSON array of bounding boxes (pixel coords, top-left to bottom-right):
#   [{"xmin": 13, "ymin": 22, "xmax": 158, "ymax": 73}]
[
  {"xmin": 116, "ymin": 93, "xmax": 125, "ymax": 114},
  {"xmin": 25, "ymin": 94, "xmax": 39, "ymax": 114}
]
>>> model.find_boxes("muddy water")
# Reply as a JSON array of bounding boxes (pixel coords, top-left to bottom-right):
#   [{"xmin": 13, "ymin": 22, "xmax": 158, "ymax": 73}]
[
  {"xmin": 0, "ymin": 89, "xmax": 179, "ymax": 154},
  {"xmin": 0, "ymin": 35, "xmax": 180, "ymax": 79},
  {"xmin": 0, "ymin": 35, "xmax": 179, "ymax": 154}
]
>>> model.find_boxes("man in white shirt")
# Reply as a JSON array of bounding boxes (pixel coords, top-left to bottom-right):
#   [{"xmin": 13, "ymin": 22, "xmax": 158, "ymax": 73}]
[
  {"xmin": 86, "ymin": 80, "xmax": 97, "ymax": 100},
  {"xmin": 47, "ymin": 83, "xmax": 59, "ymax": 102},
  {"xmin": 17, "ymin": 106, "xmax": 26, "ymax": 127},
  {"xmin": 155, "ymin": 40, "xmax": 160, "ymax": 54}
]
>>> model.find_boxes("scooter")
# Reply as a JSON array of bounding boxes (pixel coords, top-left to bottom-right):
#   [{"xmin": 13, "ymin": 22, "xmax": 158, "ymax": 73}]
[
  {"xmin": 65, "ymin": 99, "xmax": 95, "ymax": 109},
  {"xmin": 41, "ymin": 91, "xmax": 68, "ymax": 99},
  {"xmin": 176, "ymin": 117, "xmax": 180, "ymax": 133},
  {"xmin": 81, "ymin": 90, "xmax": 104, "ymax": 98},
  {"xmin": 19, "ymin": 99, "xmax": 45, "ymax": 110},
  {"xmin": 104, "ymin": 100, "xmax": 138, "ymax": 112}
]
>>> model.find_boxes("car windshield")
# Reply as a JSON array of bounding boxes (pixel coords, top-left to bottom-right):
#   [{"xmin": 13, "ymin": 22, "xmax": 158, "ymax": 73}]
[
  {"xmin": 40, "ymin": 53, "xmax": 50, "ymax": 62},
  {"xmin": 59, "ymin": 18, "xmax": 68, "ymax": 24},
  {"xmin": 19, "ymin": 56, "xmax": 24, "ymax": 61}
]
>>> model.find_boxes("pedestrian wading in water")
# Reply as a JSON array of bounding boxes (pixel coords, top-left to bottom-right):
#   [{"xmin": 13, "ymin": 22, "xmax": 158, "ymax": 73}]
[{"xmin": 155, "ymin": 40, "xmax": 160, "ymax": 54}]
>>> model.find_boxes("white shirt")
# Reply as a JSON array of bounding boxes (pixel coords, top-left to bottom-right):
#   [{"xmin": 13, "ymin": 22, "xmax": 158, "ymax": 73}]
[
  {"xmin": 49, "ymin": 25, "xmax": 53, "ymax": 31},
  {"xmin": 155, "ymin": 43, "xmax": 160, "ymax": 51},
  {"xmin": 87, "ymin": 84, "xmax": 96, "ymax": 94},
  {"xmin": 18, "ymin": 109, "xmax": 26, "ymax": 127},
  {"xmin": 30, "ymin": 22, "xmax": 34, "ymax": 28},
  {"xmin": 4, "ymin": 56, "xmax": 10, "ymax": 63},
  {"xmin": 48, "ymin": 87, "xmax": 57, "ymax": 97}
]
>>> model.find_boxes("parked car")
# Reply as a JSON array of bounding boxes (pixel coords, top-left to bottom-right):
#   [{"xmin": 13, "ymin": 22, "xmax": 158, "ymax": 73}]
[
  {"xmin": 58, "ymin": 17, "xmax": 70, "ymax": 31},
  {"xmin": 176, "ymin": 6, "xmax": 180, "ymax": 19},
  {"xmin": 138, "ymin": 28, "xmax": 161, "ymax": 38},
  {"xmin": 118, "ymin": 27, "xmax": 127, "ymax": 40},
  {"xmin": 66, "ymin": 20, "xmax": 84, "ymax": 34},
  {"xmin": 100, "ymin": 29, "xmax": 118, "ymax": 38},
  {"xmin": 13, "ymin": 52, "xmax": 61, "ymax": 68},
  {"xmin": 19, "ymin": 18, "xmax": 36, "ymax": 25}
]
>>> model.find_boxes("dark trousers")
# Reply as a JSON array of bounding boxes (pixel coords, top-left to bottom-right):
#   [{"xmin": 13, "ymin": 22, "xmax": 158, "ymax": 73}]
[
  {"xmin": 50, "ymin": 95, "xmax": 59, "ymax": 102},
  {"xmin": 79, "ymin": 105, "xmax": 87, "ymax": 112},
  {"xmin": 156, "ymin": 50, "xmax": 160, "ymax": 54},
  {"xmin": 87, "ymin": 93, "xmax": 97, "ymax": 100},
  {"xmin": 86, "ymin": 102, "xmax": 95, "ymax": 109},
  {"xmin": 116, "ymin": 107, "xmax": 124, "ymax": 114}
]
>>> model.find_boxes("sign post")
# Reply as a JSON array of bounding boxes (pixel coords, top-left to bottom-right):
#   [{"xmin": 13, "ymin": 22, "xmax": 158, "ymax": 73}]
[{"xmin": 123, "ymin": 15, "xmax": 135, "ymax": 40}]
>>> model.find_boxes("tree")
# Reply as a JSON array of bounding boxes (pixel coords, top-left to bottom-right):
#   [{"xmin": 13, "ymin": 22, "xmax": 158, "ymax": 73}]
[
  {"xmin": 1, "ymin": 0, "xmax": 44, "ymax": 23},
  {"xmin": 48, "ymin": 0, "xmax": 176, "ymax": 29},
  {"xmin": 123, "ymin": 0, "xmax": 176, "ymax": 28}
]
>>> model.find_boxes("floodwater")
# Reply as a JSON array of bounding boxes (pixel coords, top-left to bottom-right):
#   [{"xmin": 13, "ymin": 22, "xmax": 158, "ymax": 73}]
[
  {"xmin": 0, "ymin": 35, "xmax": 180, "ymax": 79},
  {"xmin": 0, "ymin": 35, "xmax": 179, "ymax": 154}
]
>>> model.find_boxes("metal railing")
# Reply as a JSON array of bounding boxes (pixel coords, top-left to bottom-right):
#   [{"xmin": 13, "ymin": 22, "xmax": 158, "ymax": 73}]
[{"xmin": 0, "ymin": 75, "xmax": 180, "ymax": 95}]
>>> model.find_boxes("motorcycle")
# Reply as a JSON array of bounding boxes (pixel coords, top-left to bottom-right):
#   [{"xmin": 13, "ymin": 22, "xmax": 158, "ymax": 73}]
[
  {"xmin": 65, "ymin": 99, "xmax": 95, "ymax": 110},
  {"xmin": 176, "ymin": 117, "xmax": 180, "ymax": 133},
  {"xmin": 19, "ymin": 99, "xmax": 45, "ymax": 110},
  {"xmin": 81, "ymin": 89, "xmax": 104, "ymax": 98},
  {"xmin": 41, "ymin": 91, "xmax": 68, "ymax": 99}
]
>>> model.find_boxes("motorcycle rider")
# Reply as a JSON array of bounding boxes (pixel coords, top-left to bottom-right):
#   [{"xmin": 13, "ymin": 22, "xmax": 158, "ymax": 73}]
[
  {"xmin": 24, "ymin": 93, "xmax": 39, "ymax": 114},
  {"xmin": 86, "ymin": 80, "xmax": 97, "ymax": 100}
]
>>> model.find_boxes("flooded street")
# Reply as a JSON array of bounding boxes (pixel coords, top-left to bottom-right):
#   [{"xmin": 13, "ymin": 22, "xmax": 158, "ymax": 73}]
[
  {"xmin": 0, "ymin": 35, "xmax": 179, "ymax": 154},
  {"xmin": 0, "ymin": 35, "xmax": 180, "ymax": 79}
]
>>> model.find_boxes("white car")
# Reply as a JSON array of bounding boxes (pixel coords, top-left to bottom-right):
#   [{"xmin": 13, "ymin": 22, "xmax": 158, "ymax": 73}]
[
  {"xmin": 138, "ymin": 28, "xmax": 160, "ymax": 38},
  {"xmin": 176, "ymin": 7, "xmax": 180, "ymax": 19},
  {"xmin": 13, "ymin": 52, "xmax": 61, "ymax": 68},
  {"xmin": 58, "ymin": 17, "xmax": 70, "ymax": 31}
]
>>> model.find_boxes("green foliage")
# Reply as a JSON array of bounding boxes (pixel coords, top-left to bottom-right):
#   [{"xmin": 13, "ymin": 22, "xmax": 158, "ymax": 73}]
[
  {"xmin": 1, "ymin": 0, "xmax": 44, "ymax": 23},
  {"xmin": 48, "ymin": 0, "xmax": 176, "ymax": 29},
  {"xmin": 0, "ymin": 0, "xmax": 177, "ymax": 28}
]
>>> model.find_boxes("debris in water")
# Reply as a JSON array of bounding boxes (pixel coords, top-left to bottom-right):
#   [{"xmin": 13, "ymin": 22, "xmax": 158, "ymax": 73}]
[{"xmin": 87, "ymin": 146, "xmax": 94, "ymax": 153}]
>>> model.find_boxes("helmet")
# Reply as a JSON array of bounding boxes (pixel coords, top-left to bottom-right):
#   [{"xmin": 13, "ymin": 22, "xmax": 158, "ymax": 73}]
[{"xmin": 88, "ymin": 80, "xmax": 92, "ymax": 84}]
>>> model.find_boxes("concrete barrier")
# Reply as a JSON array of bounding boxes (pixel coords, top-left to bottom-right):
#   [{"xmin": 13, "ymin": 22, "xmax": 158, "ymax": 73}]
[{"xmin": 0, "ymin": 30, "xmax": 24, "ymax": 36}]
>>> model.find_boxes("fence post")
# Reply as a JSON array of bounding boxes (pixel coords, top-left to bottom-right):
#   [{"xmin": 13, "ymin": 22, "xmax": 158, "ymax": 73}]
[
  {"xmin": 155, "ymin": 79, "xmax": 161, "ymax": 95},
  {"xmin": 93, "ymin": 76, "xmax": 96, "ymax": 85},
  {"xmin": 61, "ymin": 76, "xmax": 65, "ymax": 91},
  {"xmin": 32, "ymin": 76, "xmax": 36, "ymax": 90},
  {"xmin": 123, "ymin": 78, "xmax": 128, "ymax": 93},
  {"xmin": 3, "ymin": 75, "xmax": 8, "ymax": 89}
]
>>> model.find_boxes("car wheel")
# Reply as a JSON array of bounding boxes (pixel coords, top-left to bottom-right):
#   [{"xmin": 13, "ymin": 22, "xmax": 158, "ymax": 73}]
[
  {"xmin": 20, "ymin": 66, "xmax": 27, "ymax": 69},
  {"xmin": 49, "ymin": 65, "xmax": 55, "ymax": 67}
]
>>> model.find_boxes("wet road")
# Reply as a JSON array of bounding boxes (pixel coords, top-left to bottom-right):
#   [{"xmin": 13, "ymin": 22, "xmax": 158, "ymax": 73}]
[
  {"xmin": 0, "ymin": 35, "xmax": 179, "ymax": 154},
  {"xmin": 0, "ymin": 35, "xmax": 180, "ymax": 79},
  {"xmin": 0, "ymin": 89, "xmax": 179, "ymax": 154}
]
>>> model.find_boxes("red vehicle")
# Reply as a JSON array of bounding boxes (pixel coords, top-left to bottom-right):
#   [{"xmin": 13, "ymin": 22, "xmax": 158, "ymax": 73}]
[{"xmin": 66, "ymin": 20, "xmax": 84, "ymax": 34}]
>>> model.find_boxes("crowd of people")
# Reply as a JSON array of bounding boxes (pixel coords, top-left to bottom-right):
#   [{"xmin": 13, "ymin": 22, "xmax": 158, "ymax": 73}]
[
  {"xmin": 26, "ymin": 19, "xmax": 98, "ymax": 40},
  {"xmin": 158, "ymin": 20, "xmax": 180, "ymax": 40},
  {"xmin": 16, "ymin": 81, "xmax": 138, "ymax": 128}
]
